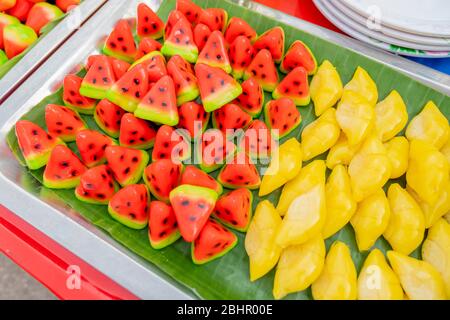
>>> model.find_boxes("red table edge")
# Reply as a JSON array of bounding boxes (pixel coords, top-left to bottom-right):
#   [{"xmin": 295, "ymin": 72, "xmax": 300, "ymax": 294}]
[{"xmin": 0, "ymin": 0, "xmax": 336, "ymax": 300}]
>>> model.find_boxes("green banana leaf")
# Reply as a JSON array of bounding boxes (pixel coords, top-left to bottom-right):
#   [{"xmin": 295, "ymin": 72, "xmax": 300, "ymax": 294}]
[{"xmin": 6, "ymin": 0, "xmax": 450, "ymax": 300}]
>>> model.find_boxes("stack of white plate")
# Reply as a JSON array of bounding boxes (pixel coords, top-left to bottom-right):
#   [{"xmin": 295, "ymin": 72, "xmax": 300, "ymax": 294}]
[{"xmin": 313, "ymin": 0, "xmax": 450, "ymax": 58}]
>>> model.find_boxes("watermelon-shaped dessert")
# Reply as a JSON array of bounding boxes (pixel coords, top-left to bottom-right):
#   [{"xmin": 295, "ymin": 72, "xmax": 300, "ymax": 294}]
[
  {"xmin": 198, "ymin": 8, "xmax": 227, "ymax": 32},
  {"xmin": 152, "ymin": 125, "xmax": 191, "ymax": 162},
  {"xmin": 15, "ymin": 120, "xmax": 64, "ymax": 170},
  {"xmin": 0, "ymin": 13, "xmax": 20, "ymax": 50},
  {"xmin": 253, "ymin": 26, "xmax": 285, "ymax": 63},
  {"xmin": 170, "ymin": 184, "xmax": 219, "ymax": 242},
  {"xmin": 161, "ymin": 15, "xmax": 198, "ymax": 63},
  {"xmin": 218, "ymin": 152, "xmax": 261, "ymax": 189},
  {"xmin": 106, "ymin": 64, "xmax": 149, "ymax": 112},
  {"xmin": 105, "ymin": 145, "xmax": 149, "ymax": 187},
  {"xmin": 135, "ymin": 75, "xmax": 179, "ymax": 126},
  {"xmin": 43, "ymin": 145, "xmax": 86, "ymax": 189},
  {"xmin": 108, "ymin": 184, "xmax": 149, "ymax": 229},
  {"xmin": 243, "ymin": 49, "xmax": 278, "ymax": 92},
  {"xmin": 136, "ymin": 3, "xmax": 164, "ymax": 40},
  {"xmin": 280, "ymin": 40, "xmax": 317, "ymax": 75},
  {"xmin": 213, "ymin": 188, "xmax": 253, "ymax": 232},
  {"xmin": 164, "ymin": 10, "xmax": 185, "ymax": 40},
  {"xmin": 177, "ymin": 101, "xmax": 209, "ymax": 139},
  {"xmin": 136, "ymin": 37, "xmax": 162, "ymax": 60},
  {"xmin": 228, "ymin": 35, "xmax": 254, "ymax": 80},
  {"xmin": 195, "ymin": 63, "xmax": 242, "ymax": 112},
  {"xmin": 76, "ymin": 129, "xmax": 116, "ymax": 168},
  {"xmin": 75, "ymin": 165, "xmax": 119, "ymax": 205},
  {"xmin": 3, "ymin": 23, "xmax": 37, "ymax": 59},
  {"xmin": 196, "ymin": 30, "xmax": 231, "ymax": 73},
  {"xmin": 213, "ymin": 103, "xmax": 252, "ymax": 134},
  {"xmin": 197, "ymin": 128, "xmax": 236, "ymax": 173},
  {"xmin": 6, "ymin": 0, "xmax": 32, "ymax": 22},
  {"xmin": 193, "ymin": 23, "xmax": 211, "ymax": 52},
  {"xmin": 239, "ymin": 119, "xmax": 274, "ymax": 159},
  {"xmin": 264, "ymin": 97, "xmax": 301, "ymax": 139},
  {"xmin": 86, "ymin": 55, "xmax": 130, "ymax": 80},
  {"xmin": 103, "ymin": 19, "xmax": 137, "ymax": 63},
  {"xmin": 55, "ymin": 0, "xmax": 80, "ymax": 12},
  {"xmin": 143, "ymin": 159, "xmax": 182, "ymax": 203},
  {"xmin": 176, "ymin": 0, "xmax": 202, "ymax": 24},
  {"xmin": 192, "ymin": 219, "xmax": 237, "ymax": 264},
  {"xmin": 119, "ymin": 113, "xmax": 156, "ymax": 150},
  {"xmin": 234, "ymin": 77, "xmax": 264, "ymax": 117},
  {"xmin": 0, "ymin": 0, "xmax": 16, "ymax": 12},
  {"xmin": 45, "ymin": 104, "xmax": 86, "ymax": 142},
  {"xmin": 148, "ymin": 201, "xmax": 181, "ymax": 249},
  {"xmin": 26, "ymin": 2, "xmax": 63, "ymax": 34},
  {"xmin": 181, "ymin": 165, "xmax": 223, "ymax": 195},
  {"xmin": 94, "ymin": 99, "xmax": 126, "ymax": 138},
  {"xmin": 167, "ymin": 55, "xmax": 199, "ymax": 106},
  {"xmin": 130, "ymin": 51, "xmax": 167, "ymax": 83},
  {"xmin": 224, "ymin": 17, "xmax": 257, "ymax": 44},
  {"xmin": 80, "ymin": 55, "xmax": 115, "ymax": 100},
  {"xmin": 272, "ymin": 66, "xmax": 310, "ymax": 106},
  {"xmin": 63, "ymin": 74, "xmax": 97, "ymax": 114}
]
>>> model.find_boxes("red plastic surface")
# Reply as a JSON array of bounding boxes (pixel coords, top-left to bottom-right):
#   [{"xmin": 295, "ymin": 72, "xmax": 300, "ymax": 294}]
[{"xmin": 0, "ymin": 0, "xmax": 335, "ymax": 300}]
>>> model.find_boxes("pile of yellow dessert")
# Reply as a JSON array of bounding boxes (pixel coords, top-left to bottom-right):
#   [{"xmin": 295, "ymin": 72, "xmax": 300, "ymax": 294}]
[{"xmin": 245, "ymin": 60, "xmax": 450, "ymax": 300}]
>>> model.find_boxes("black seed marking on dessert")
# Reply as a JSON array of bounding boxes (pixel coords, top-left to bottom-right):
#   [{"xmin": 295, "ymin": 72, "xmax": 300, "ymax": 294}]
[
  {"xmin": 102, "ymin": 144, "xmax": 108, "ymax": 150},
  {"xmin": 60, "ymin": 161, "xmax": 69, "ymax": 168},
  {"xmin": 152, "ymin": 23, "xmax": 157, "ymax": 30},
  {"xmin": 122, "ymin": 46, "xmax": 128, "ymax": 52},
  {"xmin": 207, "ymin": 73, "xmax": 212, "ymax": 79},
  {"xmin": 121, "ymin": 87, "xmax": 129, "ymax": 93},
  {"xmin": 123, "ymin": 167, "xmax": 130, "ymax": 175},
  {"xmin": 176, "ymin": 37, "xmax": 180, "ymax": 44},
  {"xmin": 92, "ymin": 78, "xmax": 97, "ymax": 84},
  {"xmin": 284, "ymin": 88, "xmax": 290, "ymax": 93},
  {"xmin": 117, "ymin": 37, "xmax": 124, "ymax": 42},
  {"xmin": 161, "ymin": 102, "xmax": 167, "ymax": 107},
  {"xmin": 129, "ymin": 139, "xmax": 135, "ymax": 144},
  {"xmin": 181, "ymin": 200, "xmax": 190, "ymax": 206},
  {"xmin": 220, "ymin": 79, "xmax": 225, "ymax": 86},
  {"xmin": 109, "ymin": 181, "xmax": 113, "ymax": 188},
  {"xmin": 66, "ymin": 126, "xmax": 74, "ymax": 131},
  {"xmin": 134, "ymin": 78, "xmax": 140, "ymax": 85},
  {"xmin": 293, "ymin": 80, "xmax": 301, "ymax": 86},
  {"xmin": 159, "ymin": 153, "xmax": 165, "ymax": 158},
  {"xmin": 159, "ymin": 87, "xmax": 165, "ymax": 92},
  {"xmin": 241, "ymin": 61, "xmax": 246, "ymax": 67},
  {"xmin": 251, "ymin": 69, "xmax": 256, "ymax": 76},
  {"xmin": 135, "ymin": 91, "xmax": 141, "ymax": 98}
]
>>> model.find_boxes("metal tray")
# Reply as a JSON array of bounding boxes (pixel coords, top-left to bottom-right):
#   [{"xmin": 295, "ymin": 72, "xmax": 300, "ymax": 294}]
[
  {"xmin": 0, "ymin": 0, "xmax": 107, "ymax": 104},
  {"xmin": 0, "ymin": 0, "xmax": 449, "ymax": 299}
]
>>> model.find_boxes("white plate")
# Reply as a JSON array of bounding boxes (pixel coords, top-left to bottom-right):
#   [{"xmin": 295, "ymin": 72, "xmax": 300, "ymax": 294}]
[
  {"xmin": 323, "ymin": 0, "xmax": 450, "ymax": 51},
  {"xmin": 313, "ymin": 0, "xmax": 450, "ymax": 58},
  {"xmin": 332, "ymin": 0, "xmax": 450, "ymax": 47},
  {"xmin": 341, "ymin": 0, "xmax": 450, "ymax": 37}
]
